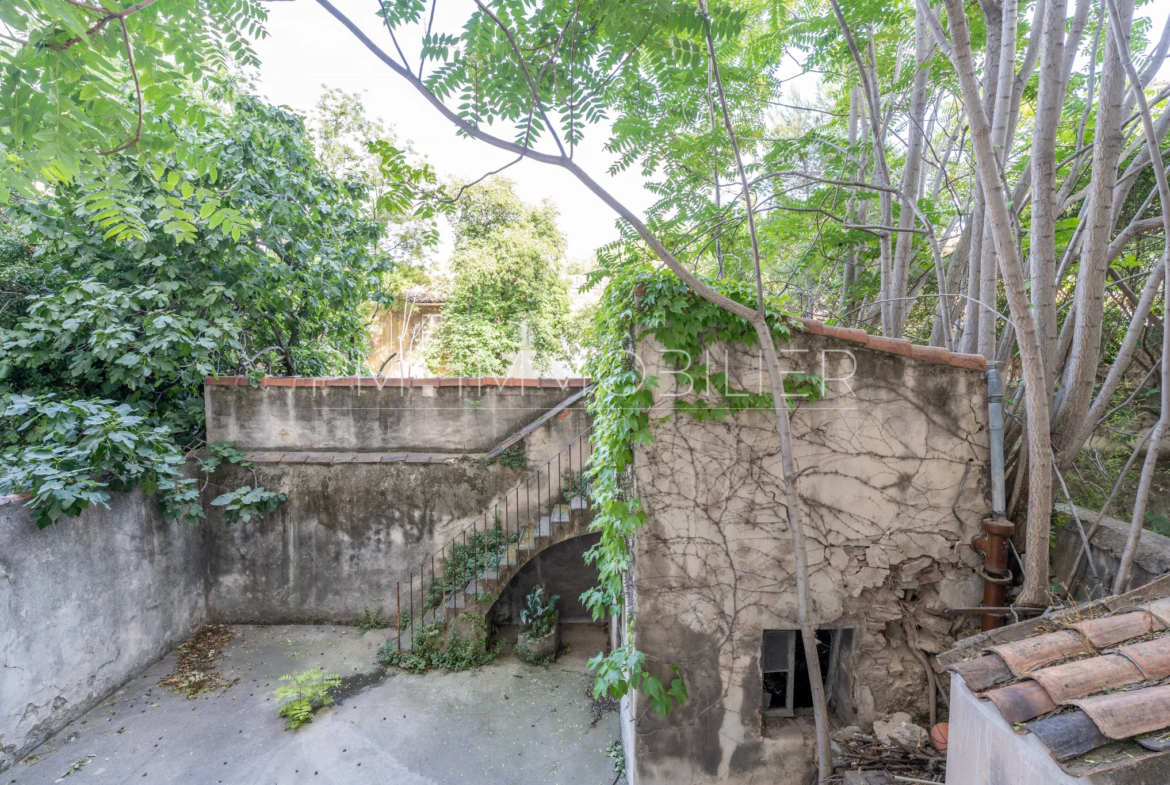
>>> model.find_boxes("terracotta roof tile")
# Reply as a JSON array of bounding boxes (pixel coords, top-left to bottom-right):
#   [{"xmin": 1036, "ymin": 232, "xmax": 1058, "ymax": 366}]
[
  {"xmin": 791, "ymin": 317, "xmax": 988, "ymax": 370},
  {"xmin": 1027, "ymin": 653, "xmax": 1145, "ymax": 703},
  {"xmin": 1071, "ymin": 684, "xmax": 1170, "ymax": 739},
  {"xmin": 948, "ymin": 652, "xmax": 1014, "ymax": 691},
  {"xmin": 1073, "ymin": 610, "xmax": 1164, "ymax": 647},
  {"xmin": 981, "ymin": 679, "xmax": 1057, "ymax": 724},
  {"xmin": 1025, "ymin": 710, "xmax": 1111, "ymax": 762},
  {"xmin": 1117, "ymin": 636, "xmax": 1170, "ymax": 679},
  {"xmin": 987, "ymin": 630, "xmax": 1093, "ymax": 676}
]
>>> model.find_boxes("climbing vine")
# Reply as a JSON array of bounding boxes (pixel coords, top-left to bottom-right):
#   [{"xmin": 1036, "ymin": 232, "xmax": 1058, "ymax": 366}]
[{"xmin": 581, "ymin": 261, "xmax": 823, "ymax": 717}]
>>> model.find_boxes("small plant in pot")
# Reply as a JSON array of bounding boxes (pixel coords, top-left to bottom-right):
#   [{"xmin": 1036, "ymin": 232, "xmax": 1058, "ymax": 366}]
[{"xmin": 515, "ymin": 586, "xmax": 560, "ymax": 665}]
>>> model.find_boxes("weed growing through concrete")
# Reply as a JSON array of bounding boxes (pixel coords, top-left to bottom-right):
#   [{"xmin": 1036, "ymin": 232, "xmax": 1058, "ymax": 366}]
[
  {"xmin": 274, "ymin": 668, "xmax": 341, "ymax": 729},
  {"xmin": 357, "ymin": 607, "xmax": 390, "ymax": 631},
  {"xmin": 606, "ymin": 740, "xmax": 626, "ymax": 778},
  {"xmin": 377, "ymin": 618, "xmax": 498, "ymax": 673}
]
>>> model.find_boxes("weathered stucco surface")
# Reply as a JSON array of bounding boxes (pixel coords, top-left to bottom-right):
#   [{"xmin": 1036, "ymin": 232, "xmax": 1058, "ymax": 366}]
[
  {"xmin": 625, "ymin": 331, "xmax": 990, "ymax": 784},
  {"xmin": 205, "ymin": 381, "xmax": 584, "ymax": 453},
  {"xmin": 0, "ymin": 491, "xmax": 205, "ymax": 772},
  {"xmin": 202, "ymin": 460, "xmax": 529, "ymax": 622}
]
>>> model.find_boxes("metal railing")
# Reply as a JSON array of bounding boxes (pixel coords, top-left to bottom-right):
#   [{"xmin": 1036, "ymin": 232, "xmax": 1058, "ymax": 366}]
[{"xmin": 390, "ymin": 426, "xmax": 594, "ymax": 652}]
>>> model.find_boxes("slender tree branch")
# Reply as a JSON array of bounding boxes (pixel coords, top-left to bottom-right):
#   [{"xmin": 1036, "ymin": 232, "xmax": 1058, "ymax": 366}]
[{"xmin": 98, "ymin": 18, "xmax": 143, "ymax": 156}]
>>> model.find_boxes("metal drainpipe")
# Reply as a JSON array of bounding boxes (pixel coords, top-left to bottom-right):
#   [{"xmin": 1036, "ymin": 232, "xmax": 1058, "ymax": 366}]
[{"xmin": 972, "ymin": 367, "xmax": 1015, "ymax": 631}]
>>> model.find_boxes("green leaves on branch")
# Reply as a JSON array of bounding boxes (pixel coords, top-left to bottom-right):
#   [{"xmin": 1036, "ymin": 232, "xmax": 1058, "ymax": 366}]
[
  {"xmin": 210, "ymin": 485, "xmax": 286, "ymax": 526},
  {"xmin": 587, "ymin": 648, "xmax": 688, "ymax": 719},
  {"xmin": 0, "ymin": 392, "xmax": 285, "ymax": 528},
  {"xmin": 0, "ymin": 0, "xmax": 269, "ymax": 239},
  {"xmin": 0, "ymin": 394, "xmax": 198, "ymax": 528}
]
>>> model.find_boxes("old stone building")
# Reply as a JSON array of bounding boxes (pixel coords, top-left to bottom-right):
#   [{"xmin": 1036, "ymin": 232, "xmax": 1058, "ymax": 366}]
[{"xmin": 620, "ymin": 322, "xmax": 993, "ymax": 784}]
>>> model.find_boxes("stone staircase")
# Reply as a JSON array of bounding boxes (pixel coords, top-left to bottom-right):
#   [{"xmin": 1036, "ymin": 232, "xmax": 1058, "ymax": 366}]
[
  {"xmin": 444, "ymin": 494, "xmax": 594, "ymax": 616},
  {"xmin": 413, "ymin": 426, "xmax": 595, "ymax": 622}
]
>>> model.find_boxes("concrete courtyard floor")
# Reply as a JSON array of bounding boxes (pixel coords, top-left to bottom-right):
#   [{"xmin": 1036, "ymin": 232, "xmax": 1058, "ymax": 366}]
[{"xmin": 7, "ymin": 624, "xmax": 622, "ymax": 785}]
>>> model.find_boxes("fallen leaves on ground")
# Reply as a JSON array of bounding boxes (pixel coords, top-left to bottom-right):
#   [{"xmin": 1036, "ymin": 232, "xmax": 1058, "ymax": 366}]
[{"xmin": 158, "ymin": 624, "xmax": 235, "ymax": 698}]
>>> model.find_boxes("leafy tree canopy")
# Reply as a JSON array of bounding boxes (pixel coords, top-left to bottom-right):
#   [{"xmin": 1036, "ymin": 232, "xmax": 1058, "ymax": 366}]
[
  {"xmin": 426, "ymin": 177, "xmax": 572, "ymax": 376},
  {"xmin": 0, "ymin": 89, "xmax": 437, "ymax": 525}
]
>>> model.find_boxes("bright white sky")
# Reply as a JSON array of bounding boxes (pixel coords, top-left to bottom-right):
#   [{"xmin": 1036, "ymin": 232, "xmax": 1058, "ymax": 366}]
[
  {"xmin": 252, "ymin": 0, "xmax": 662, "ymax": 262},
  {"xmin": 252, "ymin": 0, "xmax": 1170, "ymax": 262}
]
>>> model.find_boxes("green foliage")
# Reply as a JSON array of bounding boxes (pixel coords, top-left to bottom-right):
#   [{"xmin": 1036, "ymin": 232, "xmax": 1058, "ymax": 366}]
[
  {"xmin": 579, "ymin": 262, "xmax": 821, "ymax": 717},
  {"xmin": 519, "ymin": 586, "xmax": 560, "ymax": 639},
  {"xmin": 587, "ymin": 647, "xmax": 688, "ymax": 719},
  {"xmin": 425, "ymin": 178, "xmax": 571, "ymax": 376},
  {"xmin": 424, "ymin": 519, "xmax": 515, "ymax": 609},
  {"xmin": 562, "ymin": 471, "xmax": 590, "ymax": 501},
  {"xmin": 210, "ymin": 485, "xmax": 286, "ymax": 526},
  {"xmin": 377, "ymin": 617, "xmax": 497, "ymax": 673},
  {"xmin": 606, "ymin": 740, "xmax": 626, "ymax": 778},
  {"xmin": 0, "ymin": 92, "xmax": 435, "ymax": 527},
  {"xmin": 0, "ymin": 0, "xmax": 268, "ymax": 241},
  {"xmin": 274, "ymin": 668, "xmax": 341, "ymax": 729},
  {"xmin": 493, "ymin": 444, "xmax": 526, "ymax": 468},
  {"xmin": 0, "ymin": 394, "xmax": 198, "ymax": 528},
  {"xmin": 358, "ymin": 607, "xmax": 391, "ymax": 631}
]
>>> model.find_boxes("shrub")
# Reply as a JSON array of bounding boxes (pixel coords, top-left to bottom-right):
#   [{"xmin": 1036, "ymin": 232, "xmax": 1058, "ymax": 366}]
[
  {"xmin": 519, "ymin": 586, "xmax": 560, "ymax": 639},
  {"xmin": 357, "ymin": 607, "xmax": 390, "ymax": 631},
  {"xmin": 274, "ymin": 668, "xmax": 341, "ymax": 729},
  {"xmin": 378, "ymin": 617, "xmax": 498, "ymax": 673}
]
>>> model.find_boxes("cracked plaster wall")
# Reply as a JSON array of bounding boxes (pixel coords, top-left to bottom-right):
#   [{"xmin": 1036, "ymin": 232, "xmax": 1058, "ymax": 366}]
[
  {"xmin": 624, "ymin": 331, "xmax": 991, "ymax": 785},
  {"xmin": 0, "ymin": 490, "xmax": 205, "ymax": 772}
]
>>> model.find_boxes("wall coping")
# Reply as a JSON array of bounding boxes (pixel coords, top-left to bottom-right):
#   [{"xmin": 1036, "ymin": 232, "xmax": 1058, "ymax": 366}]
[
  {"xmin": 203, "ymin": 376, "xmax": 590, "ymax": 388},
  {"xmin": 0, "ymin": 491, "xmax": 32, "ymax": 506},
  {"xmin": 793, "ymin": 317, "xmax": 987, "ymax": 371}
]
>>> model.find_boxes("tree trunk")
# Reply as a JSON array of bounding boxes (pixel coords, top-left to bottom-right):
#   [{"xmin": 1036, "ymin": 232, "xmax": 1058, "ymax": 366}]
[
  {"xmin": 1053, "ymin": 0, "xmax": 1134, "ymax": 461},
  {"xmin": 890, "ymin": 7, "xmax": 931, "ymax": 336},
  {"xmin": 1030, "ymin": 0, "xmax": 1067, "ymax": 398},
  {"xmin": 943, "ymin": 0, "xmax": 1055, "ymax": 608}
]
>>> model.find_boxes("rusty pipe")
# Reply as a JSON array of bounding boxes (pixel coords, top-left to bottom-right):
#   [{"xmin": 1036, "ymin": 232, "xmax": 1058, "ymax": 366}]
[{"xmin": 972, "ymin": 517, "xmax": 1015, "ymax": 630}]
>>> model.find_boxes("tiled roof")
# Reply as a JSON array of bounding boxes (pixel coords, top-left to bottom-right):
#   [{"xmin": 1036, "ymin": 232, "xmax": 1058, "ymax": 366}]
[
  {"xmin": 792, "ymin": 317, "xmax": 987, "ymax": 371},
  {"xmin": 946, "ymin": 591, "xmax": 1170, "ymax": 773},
  {"xmin": 203, "ymin": 376, "xmax": 590, "ymax": 388}
]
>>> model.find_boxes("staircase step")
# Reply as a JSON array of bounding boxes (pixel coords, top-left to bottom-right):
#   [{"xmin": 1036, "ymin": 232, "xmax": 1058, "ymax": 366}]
[
  {"xmin": 446, "ymin": 592, "xmax": 466, "ymax": 611},
  {"xmin": 535, "ymin": 517, "xmax": 552, "ymax": 538},
  {"xmin": 550, "ymin": 505, "xmax": 571, "ymax": 524},
  {"xmin": 465, "ymin": 577, "xmax": 493, "ymax": 595},
  {"xmin": 569, "ymin": 495, "xmax": 589, "ymax": 510}
]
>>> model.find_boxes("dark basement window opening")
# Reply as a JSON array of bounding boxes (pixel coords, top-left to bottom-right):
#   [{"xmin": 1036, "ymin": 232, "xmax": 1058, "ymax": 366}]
[{"xmin": 762, "ymin": 628, "xmax": 852, "ymax": 718}]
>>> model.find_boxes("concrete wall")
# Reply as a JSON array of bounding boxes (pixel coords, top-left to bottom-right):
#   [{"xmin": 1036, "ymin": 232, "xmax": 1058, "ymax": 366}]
[
  {"xmin": 625, "ymin": 330, "xmax": 991, "ymax": 785},
  {"xmin": 200, "ymin": 381, "xmax": 591, "ymax": 623},
  {"xmin": 490, "ymin": 532, "xmax": 602, "ymax": 625},
  {"xmin": 202, "ymin": 460, "xmax": 531, "ymax": 623},
  {"xmin": 1053, "ymin": 504, "xmax": 1170, "ymax": 600},
  {"xmin": 0, "ymin": 491, "xmax": 206, "ymax": 772},
  {"xmin": 1, "ymin": 378, "xmax": 592, "ymax": 772},
  {"xmin": 205, "ymin": 379, "xmax": 587, "ymax": 453}
]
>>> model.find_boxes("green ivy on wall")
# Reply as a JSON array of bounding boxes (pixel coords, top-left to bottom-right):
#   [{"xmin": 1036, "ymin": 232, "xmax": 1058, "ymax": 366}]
[{"xmin": 581, "ymin": 262, "xmax": 824, "ymax": 717}]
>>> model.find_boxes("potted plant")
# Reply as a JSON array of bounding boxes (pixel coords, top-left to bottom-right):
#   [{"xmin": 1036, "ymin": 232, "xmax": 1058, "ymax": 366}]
[{"xmin": 515, "ymin": 586, "xmax": 560, "ymax": 664}]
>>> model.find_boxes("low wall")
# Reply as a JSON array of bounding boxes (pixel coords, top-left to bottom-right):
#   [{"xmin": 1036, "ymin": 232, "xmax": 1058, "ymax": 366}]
[
  {"xmin": 1053, "ymin": 504, "xmax": 1170, "ymax": 599},
  {"xmin": 204, "ymin": 377, "xmax": 587, "ymax": 453},
  {"xmin": 0, "ymin": 491, "xmax": 205, "ymax": 771}
]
